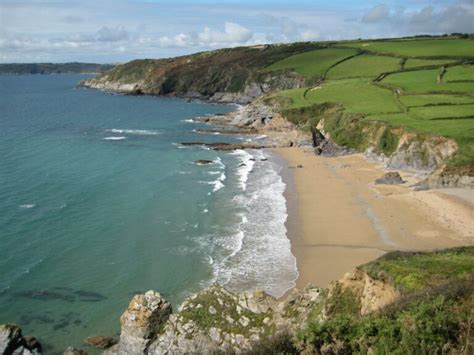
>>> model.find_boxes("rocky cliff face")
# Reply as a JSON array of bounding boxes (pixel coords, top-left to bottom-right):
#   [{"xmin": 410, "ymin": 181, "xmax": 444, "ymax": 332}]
[
  {"xmin": 315, "ymin": 115, "xmax": 473, "ymax": 188},
  {"xmin": 78, "ymin": 43, "xmax": 319, "ymax": 104},
  {"xmin": 105, "ymin": 285, "xmax": 321, "ymax": 354},
  {"xmin": 102, "ymin": 268, "xmax": 405, "ymax": 354}
]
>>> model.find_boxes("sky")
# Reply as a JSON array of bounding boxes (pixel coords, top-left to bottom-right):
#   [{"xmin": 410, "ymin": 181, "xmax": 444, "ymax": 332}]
[{"xmin": 0, "ymin": 0, "xmax": 473, "ymax": 63}]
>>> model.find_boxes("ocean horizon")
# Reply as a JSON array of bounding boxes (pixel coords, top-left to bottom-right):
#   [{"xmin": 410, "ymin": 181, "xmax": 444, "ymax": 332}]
[{"xmin": 0, "ymin": 74, "xmax": 298, "ymax": 352}]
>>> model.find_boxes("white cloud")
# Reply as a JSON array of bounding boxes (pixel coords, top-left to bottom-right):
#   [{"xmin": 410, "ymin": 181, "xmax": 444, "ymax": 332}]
[
  {"xmin": 362, "ymin": 4, "xmax": 390, "ymax": 23},
  {"xmin": 0, "ymin": 1, "xmax": 473, "ymax": 63},
  {"xmin": 197, "ymin": 22, "xmax": 253, "ymax": 45}
]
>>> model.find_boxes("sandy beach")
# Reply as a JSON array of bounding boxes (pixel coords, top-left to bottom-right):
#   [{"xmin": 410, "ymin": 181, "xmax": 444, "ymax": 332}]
[{"xmin": 274, "ymin": 147, "xmax": 474, "ymax": 289}]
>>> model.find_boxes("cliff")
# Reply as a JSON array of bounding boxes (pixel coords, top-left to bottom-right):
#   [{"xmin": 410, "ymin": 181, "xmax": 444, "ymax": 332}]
[
  {"xmin": 4, "ymin": 247, "xmax": 472, "ymax": 354},
  {"xmin": 79, "ymin": 43, "xmax": 324, "ymax": 103}
]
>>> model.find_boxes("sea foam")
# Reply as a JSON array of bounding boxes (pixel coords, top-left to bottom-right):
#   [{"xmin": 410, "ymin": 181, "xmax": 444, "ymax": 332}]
[
  {"xmin": 212, "ymin": 150, "xmax": 298, "ymax": 298},
  {"xmin": 106, "ymin": 128, "xmax": 160, "ymax": 135}
]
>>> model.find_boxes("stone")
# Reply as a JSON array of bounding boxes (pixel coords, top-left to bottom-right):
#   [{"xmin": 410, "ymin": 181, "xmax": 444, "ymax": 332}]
[
  {"xmin": 84, "ymin": 335, "xmax": 117, "ymax": 349},
  {"xmin": 208, "ymin": 306, "xmax": 217, "ymax": 315},
  {"xmin": 23, "ymin": 336, "xmax": 42, "ymax": 353},
  {"xmin": 209, "ymin": 327, "xmax": 221, "ymax": 344},
  {"xmin": 63, "ymin": 346, "xmax": 88, "ymax": 355},
  {"xmin": 239, "ymin": 316, "xmax": 250, "ymax": 327},
  {"xmin": 0, "ymin": 324, "xmax": 42, "ymax": 355},
  {"xmin": 105, "ymin": 290, "xmax": 171, "ymax": 354},
  {"xmin": 375, "ymin": 172, "xmax": 405, "ymax": 185},
  {"xmin": 0, "ymin": 324, "xmax": 22, "ymax": 354}
]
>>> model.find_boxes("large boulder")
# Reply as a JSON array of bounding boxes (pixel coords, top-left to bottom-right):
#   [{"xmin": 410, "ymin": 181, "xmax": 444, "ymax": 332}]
[
  {"xmin": 105, "ymin": 290, "xmax": 172, "ymax": 354},
  {"xmin": 375, "ymin": 171, "xmax": 405, "ymax": 185},
  {"xmin": 84, "ymin": 335, "xmax": 117, "ymax": 349},
  {"xmin": 0, "ymin": 324, "xmax": 42, "ymax": 354}
]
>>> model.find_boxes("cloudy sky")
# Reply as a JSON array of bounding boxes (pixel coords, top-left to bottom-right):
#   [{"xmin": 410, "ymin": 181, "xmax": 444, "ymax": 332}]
[{"xmin": 0, "ymin": 0, "xmax": 473, "ymax": 63}]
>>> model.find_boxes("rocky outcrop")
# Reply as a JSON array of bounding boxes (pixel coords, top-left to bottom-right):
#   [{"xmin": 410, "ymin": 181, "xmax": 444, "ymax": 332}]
[
  {"xmin": 415, "ymin": 165, "xmax": 474, "ymax": 189},
  {"xmin": 338, "ymin": 269, "xmax": 401, "ymax": 316},
  {"xmin": 0, "ymin": 324, "xmax": 42, "ymax": 354},
  {"xmin": 104, "ymin": 285, "xmax": 322, "ymax": 354},
  {"xmin": 105, "ymin": 290, "xmax": 172, "ymax": 354},
  {"xmin": 386, "ymin": 133, "xmax": 459, "ymax": 173}
]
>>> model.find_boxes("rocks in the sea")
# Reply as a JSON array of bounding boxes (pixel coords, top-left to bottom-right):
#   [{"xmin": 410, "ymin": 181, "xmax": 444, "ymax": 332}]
[
  {"xmin": 181, "ymin": 142, "xmax": 266, "ymax": 151},
  {"xmin": 0, "ymin": 323, "xmax": 42, "ymax": 354},
  {"xmin": 84, "ymin": 335, "xmax": 117, "ymax": 349},
  {"xmin": 194, "ymin": 159, "xmax": 214, "ymax": 166},
  {"xmin": 105, "ymin": 290, "xmax": 172, "ymax": 354},
  {"xmin": 74, "ymin": 290, "xmax": 107, "ymax": 302},
  {"xmin": 13, "ymin": 288, "xmax": 107, "ymax": 304},
  {"xmin": 375, "ymin": 172, "xmax": 405, "ymax": 185},
  {"xmin": 63, "ymin": 346, "xmax": 88, "ymax": 355}
]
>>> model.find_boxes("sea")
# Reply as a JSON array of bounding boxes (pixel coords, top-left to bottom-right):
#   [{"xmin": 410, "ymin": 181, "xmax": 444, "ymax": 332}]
[{"xmin": 0, "ymin": 74, "xmax": 298, "ymax": 352}]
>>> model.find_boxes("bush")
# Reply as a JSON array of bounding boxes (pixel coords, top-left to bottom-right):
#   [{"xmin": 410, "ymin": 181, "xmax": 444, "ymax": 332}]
[{"xmin": 377, "ymin": 128, "xmax": 399, "ymax": 156}]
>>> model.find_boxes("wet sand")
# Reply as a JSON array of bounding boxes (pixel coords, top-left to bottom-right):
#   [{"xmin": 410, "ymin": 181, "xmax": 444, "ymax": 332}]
[{"xmin": 273, "ymin": 147, "xmax": 474, "ymax": 289}]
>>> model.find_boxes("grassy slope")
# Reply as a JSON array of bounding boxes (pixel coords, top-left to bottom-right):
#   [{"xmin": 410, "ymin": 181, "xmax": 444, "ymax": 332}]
[
  {"xmin": 338, "ymin": 38, "xmax": 474, "ymax": 57},
  {"xmin": 264, "ymin": 47, "xmax": 357, "ymax": 78},
  {"xmin": 296, "ymin": 247, "xmax": 474, "ymax": 354},
  {"xmin": 266, "ymin": 37, "xmax": 474, "ymax": 166},
  {"xmin": 326, "ymin": 54, "xmax": 401, "ymax": 79}
]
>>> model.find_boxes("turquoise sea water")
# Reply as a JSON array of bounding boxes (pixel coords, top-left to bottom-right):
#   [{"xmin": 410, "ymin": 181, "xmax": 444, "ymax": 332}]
[{"xmin": 0, "ymin": 75, "xmax": 297, "ymax": 352}]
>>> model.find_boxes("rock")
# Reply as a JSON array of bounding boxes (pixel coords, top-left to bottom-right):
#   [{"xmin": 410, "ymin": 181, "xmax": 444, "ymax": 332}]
[
  {"xmin": 105, "ymin": 290, "xmax": 171, "ymax": 354},
  {"xmin": 63, "ymin": 346, "xmax": 88, "ymax": 355},
  {"xmin": 84, "ymin": 335, "xmax": 117, "ymax": 349},
  {"xmin": 0, "ymin": 324, "xmax": 22, "ymax": 354},
  {"xmin": 208, "ymin": 306, "xmax": 217, "ymax": 315},
  {"xmin": 194, "ymin": 159, "xmax": 214, "ymax": 165},
  {"xmin": 239, "ymin": 316, "xmax": 250, "ymax": 327},
  {"xmin": 180, "ymin": 142, "xmax": 266, "ymax": 151},
  {"xmin": 0, "ymin": 324, "xmax": 42, "ymax": 354},
  {"xmin": 23, "ymin": 336, "xmax": 42, "ymax": 353},
  {"xmin": 375, "ymin": 172, "xmax": 405, "ymax": 185},
  {"xmin": 297, "ymin": 164, "xmax": 303, "ymax": 168}
]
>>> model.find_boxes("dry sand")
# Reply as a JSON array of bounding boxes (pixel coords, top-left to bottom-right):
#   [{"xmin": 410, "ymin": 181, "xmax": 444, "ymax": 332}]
[{"xmin": 273, "ymin": 147, "xmax": 474, "ymax": 289}]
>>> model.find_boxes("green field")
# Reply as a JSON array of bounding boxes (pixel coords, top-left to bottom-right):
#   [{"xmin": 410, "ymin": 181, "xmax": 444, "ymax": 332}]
[
  {"xmin": 410, "ymin": 104, "xmax": 474, "ymax": 119},
  {"xmin": 305, "ymin": 79, "xmax": 401, "ymax": 114},
  {"xmin": 264, "ymin": 47, "xmax": 357, "ymax": 78},
  {"xmin": 444, "ymin": 64, "xmax": 474, "ymax": 82},
  {"xmin": 266, "ymin": 37, "xmax": 474, "ymax": 166},
  {"xmin": 326, "ymin": 54, "xmax": 400, "ymax": 79},
  {"xmin": 399, "ymin": 94, "xmax": 474, "ymax": 107},
  {"xmin": 404, "ymin": 58, "xmax": 456, "ymax": 69},
  {"xmin": 382, "ymin": 69, "xmax": 474, "ymax": 94},
  {"xmin": 339, "ymin": 38, "xmax": 474, "ymax": 58}
]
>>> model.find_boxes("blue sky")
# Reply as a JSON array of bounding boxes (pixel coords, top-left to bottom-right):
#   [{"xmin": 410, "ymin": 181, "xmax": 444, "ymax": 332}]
[{"xmin": 0, "ymin": 0, "xmax": 472, "ymax": 63}]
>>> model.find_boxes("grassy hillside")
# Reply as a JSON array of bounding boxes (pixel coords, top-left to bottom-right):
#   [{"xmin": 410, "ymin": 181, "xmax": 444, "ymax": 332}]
[
  {"xmin": 264, "ymin": 37, "xmax": 474, "ymax": 167},
  {"xmin": 298, "ymin": 247, "xmax": 474, "ymax": 354}
]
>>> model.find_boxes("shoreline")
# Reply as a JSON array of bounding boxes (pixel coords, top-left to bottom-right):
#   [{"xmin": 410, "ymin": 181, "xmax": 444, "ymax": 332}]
[{"xmin": 273, "ymin": 147, "xmax": 474, "ymax": 289}]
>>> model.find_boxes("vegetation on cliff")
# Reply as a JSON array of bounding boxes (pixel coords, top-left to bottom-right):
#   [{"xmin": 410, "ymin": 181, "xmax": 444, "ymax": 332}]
[{"xmin": 276, "ymin": 247, "xmax": 474, "ymax": 354}]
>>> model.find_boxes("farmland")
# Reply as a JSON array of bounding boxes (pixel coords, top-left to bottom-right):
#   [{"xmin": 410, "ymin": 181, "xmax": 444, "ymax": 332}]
[{"xmin": 264, "ymin": 37, "xmax": 474, "ymax": 166}]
